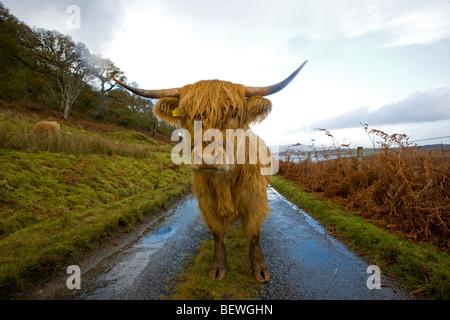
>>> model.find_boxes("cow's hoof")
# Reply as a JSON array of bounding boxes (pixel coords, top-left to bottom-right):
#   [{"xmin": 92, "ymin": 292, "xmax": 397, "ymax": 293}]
[
  {"xmin": 252, "ymin": 265, "xmax": 270, "ymax": 283},
  {"xmin": 210, "ymin": 266, "xmax": 227, "ymax": 281}
]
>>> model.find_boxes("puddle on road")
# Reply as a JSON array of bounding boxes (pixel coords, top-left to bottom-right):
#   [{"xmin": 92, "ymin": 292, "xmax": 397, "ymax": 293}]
[
  {"xmin": 267, "ymin": 187, "xmax": 363, "ymax": 263},
  {"xmin": 268, "ymin": 187, "xmax": 337, "ymax": 243},
  {"xmin": 139, "ymin": 225, "xmax": 175, "ymax": 248},
  {"xmin": 267, "ymin": 187, "xmax": 326, "ymax": 240}
]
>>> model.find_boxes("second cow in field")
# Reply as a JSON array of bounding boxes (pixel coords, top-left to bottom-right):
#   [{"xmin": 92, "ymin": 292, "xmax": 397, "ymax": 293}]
[{"xmin": 31, "ymin": 121, "xmax": 61, "ymax": 142}]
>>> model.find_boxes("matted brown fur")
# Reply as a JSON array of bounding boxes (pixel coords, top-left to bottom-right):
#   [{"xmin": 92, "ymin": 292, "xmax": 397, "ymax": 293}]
[
  {"xmin": 192, "ymin": 134, "xmax": 272, "ymax": 240},
  {"xmin": 31, "ymin": 121, "xmax": 61, "ymax": 141}
]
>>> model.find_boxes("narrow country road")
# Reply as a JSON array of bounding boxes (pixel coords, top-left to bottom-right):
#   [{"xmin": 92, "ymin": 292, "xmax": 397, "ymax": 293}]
[{"xmin": 55, "ymin": 188, "xmax": 409, "ymax": 300}]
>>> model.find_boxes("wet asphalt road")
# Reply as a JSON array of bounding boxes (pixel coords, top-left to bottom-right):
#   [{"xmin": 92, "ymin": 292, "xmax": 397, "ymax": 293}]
[
  {"xmin": 58, "ymin": 187, "xmax": 409, "ymax": 300},
  {"xmin": 259, "ymin": 188, "xmax": 409, "ymax": 300}
]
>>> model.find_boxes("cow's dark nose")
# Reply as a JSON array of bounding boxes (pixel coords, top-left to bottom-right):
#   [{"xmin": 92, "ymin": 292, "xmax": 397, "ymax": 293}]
[{"xmin": 192, "ymin": 146, "xmax": 223, "ymax": 169}]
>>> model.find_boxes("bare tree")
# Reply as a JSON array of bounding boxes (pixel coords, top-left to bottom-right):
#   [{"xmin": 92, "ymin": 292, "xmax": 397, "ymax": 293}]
[
  {"xmin": 76, "ymin": 44, "xmax": 127, "ymax": 117},
  {"xmin": 77, "ymin": 43, "xmax": 126, "ymax": 95},
  {"xmin": 35, "ymin": 29, "xmax": 92, "ymax": 119}
]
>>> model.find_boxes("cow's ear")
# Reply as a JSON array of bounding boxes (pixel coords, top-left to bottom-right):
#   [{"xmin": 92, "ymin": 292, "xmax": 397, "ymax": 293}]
[
  {"xmin": 243, "ymin": 96, "xmax": 272, "ymax": 124},
  {"xmin": 154, "ymin": 97, "xmax": 181, "ymax": 126}
]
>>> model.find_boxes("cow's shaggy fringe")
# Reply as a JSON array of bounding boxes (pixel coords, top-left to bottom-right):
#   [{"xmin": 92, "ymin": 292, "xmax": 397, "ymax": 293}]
[
  {"xmin": 181, "ymin": 81, "xmax": 246, "ymax": 129},
  {"xmin": 154, "ymin": 80, "xmax": 272, "ymax": 130}
]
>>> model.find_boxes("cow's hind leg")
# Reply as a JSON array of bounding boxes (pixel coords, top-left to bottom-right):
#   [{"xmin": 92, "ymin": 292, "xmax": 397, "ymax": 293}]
[
  {"xmin": 200, "ymin": 209, "xmax": 228, "ymax": 281},
  {"xmin": 248, "ymin": 232, "xmax": 270, "ymax": 282},
  {"xmin": 241, "ymin": 216, "xmax": 270, "ymax": 283},
  {"xmin": 210, "ymin": 232, "xmax": 227, "ymax": 281}
]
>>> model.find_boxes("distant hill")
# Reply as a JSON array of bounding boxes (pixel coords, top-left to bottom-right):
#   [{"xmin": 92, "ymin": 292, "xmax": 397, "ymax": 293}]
[
  {"xmin": 417, "ymin": 143, "xmax": 450, "ymax": 151},
  {"xmin": 270, "ymin": 142, "xmax": 450, "ymax": 156}
]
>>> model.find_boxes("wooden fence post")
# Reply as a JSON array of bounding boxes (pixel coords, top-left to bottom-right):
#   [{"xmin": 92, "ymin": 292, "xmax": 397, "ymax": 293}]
[{"xmin": 357, "ymin": 147, "xmax": 363, "ymax": 172}]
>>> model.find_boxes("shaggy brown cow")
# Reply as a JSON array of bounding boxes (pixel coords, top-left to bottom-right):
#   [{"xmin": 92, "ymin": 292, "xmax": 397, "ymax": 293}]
[
  {"xmin": 31, "ymin": 121, "xmax": 61, "ymax": 142},
  {"xmin": 115, "ymin": 61, "xmax": 307, "ymax": 282}
]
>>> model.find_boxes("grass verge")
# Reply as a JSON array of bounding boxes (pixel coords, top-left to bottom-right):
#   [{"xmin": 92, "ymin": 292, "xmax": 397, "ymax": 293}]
[
  {"xmin": 0, "ymin": 149, "xmax": 191, "ymax": 299},
  {"xmin": 168, "ymin": 225, "xmax": 263, "ymax": 300},
  {"xmin": 270, "ymin": 175, "xmax": 450, "ymax": 299}
]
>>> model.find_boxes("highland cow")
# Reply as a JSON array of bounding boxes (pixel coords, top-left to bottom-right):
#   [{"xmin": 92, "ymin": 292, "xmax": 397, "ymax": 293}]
[{"xmin": 115, "ymin": 61, "xmax": 307, "ymax": 282}]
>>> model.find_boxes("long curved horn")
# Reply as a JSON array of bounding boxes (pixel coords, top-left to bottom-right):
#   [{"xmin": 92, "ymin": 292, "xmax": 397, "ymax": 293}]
[
  {"xmin": 113, "ymin": 78, "xmax": 181, "ymax": 99},
  {"xmin": 244, "ymin": 60, "xmax": 308, "ymax": 97}
]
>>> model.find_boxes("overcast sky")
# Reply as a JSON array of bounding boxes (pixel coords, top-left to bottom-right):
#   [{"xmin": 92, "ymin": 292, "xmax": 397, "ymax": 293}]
[{"xmin": 3, "ymin": 0, "xmax": 450, "ymax": 147}]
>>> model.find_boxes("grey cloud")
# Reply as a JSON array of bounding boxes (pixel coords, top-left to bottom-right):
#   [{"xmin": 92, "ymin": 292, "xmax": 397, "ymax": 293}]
[
  {"xmin": 306, "ymin": 85, "xmax": 450, "ymax": 130},
  {"xmin": 2, "ymin": 0, "xmax": 125, "ymax": 54}
]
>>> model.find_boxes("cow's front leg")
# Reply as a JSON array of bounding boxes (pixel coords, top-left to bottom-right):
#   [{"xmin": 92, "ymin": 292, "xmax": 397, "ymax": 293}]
[
  {"xmin": 249, "ymin": 234, "xmax": 270, "ymax": 283},
  {"xmin": 210, "ymin": 233, "xmax": 227, "ymax": 281}
]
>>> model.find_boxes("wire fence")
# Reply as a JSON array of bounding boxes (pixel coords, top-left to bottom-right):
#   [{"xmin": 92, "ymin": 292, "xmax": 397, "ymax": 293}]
[{"xmin": 410, "ymin": 135, "xmax": 450, "ymax": 143}]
